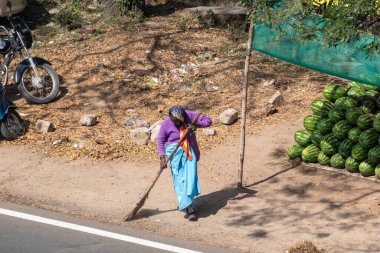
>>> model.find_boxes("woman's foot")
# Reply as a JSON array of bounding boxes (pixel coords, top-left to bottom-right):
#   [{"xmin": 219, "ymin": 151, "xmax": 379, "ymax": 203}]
[{"xmin": 186, "ymin": 206, "xmax": 198, "ymax": 221}]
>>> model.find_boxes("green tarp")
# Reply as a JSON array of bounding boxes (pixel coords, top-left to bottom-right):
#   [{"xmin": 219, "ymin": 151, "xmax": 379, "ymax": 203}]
[{"xmin": 252, "ymin": 18, "xmax": 380, "ymax": 87}]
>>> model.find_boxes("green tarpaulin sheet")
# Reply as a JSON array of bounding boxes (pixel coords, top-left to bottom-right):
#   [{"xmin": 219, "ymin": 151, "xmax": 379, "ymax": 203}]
[{"xmin": 252, "ymin": 18, "xmax": 380, "ymax": 87}]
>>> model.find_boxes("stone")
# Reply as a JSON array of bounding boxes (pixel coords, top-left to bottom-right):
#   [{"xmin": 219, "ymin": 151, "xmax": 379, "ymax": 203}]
[
  {"xmin": 203, "ymin": 128, "xmax": 216, "ymax": 136},
  {"xmin": 36, "ymin": 120, "xmax": 53, "ymax": 133},
  {"xmin": 150, "ymin": 120, "xmax": 163, "ymax": 143},
  {"xmin": 268, "ymin": 91, "xmax": 284, "ymax": 106},
  {"xmin": 124, "ymin": 114, "xmax": 150, "ymax": 129},
  {"xmin": 80, "ymin": 114, "xmax": 97, "ymax": 126},
  {"xmin": 130, "ymin": 127, "xmax": 150, "ymax": 145},
  {"xmin": 219, "ymin": 109, "xmax": 238, "ymax": 125},
  {"xmin": 261, "ymin": 103, "xmax": 278, "ymax": 117},
  {"xmin": 48, "ymin": 8, "xmax": 59, "ymax": 15}
]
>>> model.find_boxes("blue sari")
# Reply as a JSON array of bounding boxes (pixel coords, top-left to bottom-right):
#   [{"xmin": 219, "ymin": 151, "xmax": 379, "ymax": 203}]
[{"xmin": 165, "ymin": 143, "xmax": 200, "ymax": 211}]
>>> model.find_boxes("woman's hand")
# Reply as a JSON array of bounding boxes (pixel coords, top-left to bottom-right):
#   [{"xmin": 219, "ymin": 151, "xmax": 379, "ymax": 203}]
[{"xmin": 160, "ymin": 157, "xmax": 167, "ymax": 171}]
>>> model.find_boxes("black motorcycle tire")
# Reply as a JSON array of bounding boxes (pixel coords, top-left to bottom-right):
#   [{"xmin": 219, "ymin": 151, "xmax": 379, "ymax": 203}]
[
  {"xmin": 1, "ymin": 108, "xmax": 25, "ymax": 140},
  {"xmin": 18, "ymin": 63, "xmax": 60, "ymax": 104}
]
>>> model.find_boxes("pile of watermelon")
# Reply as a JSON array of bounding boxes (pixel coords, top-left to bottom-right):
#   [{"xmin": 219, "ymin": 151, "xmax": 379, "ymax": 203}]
[{"xmin": 288, "ymin": 82, "xmax": 380, "ymax": 179}]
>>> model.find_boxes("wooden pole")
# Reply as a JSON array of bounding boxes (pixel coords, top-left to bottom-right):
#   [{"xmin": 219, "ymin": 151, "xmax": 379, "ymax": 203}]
[{"xmin": 238, "ymin": 20, "xmax": 255, "ymax": 189}]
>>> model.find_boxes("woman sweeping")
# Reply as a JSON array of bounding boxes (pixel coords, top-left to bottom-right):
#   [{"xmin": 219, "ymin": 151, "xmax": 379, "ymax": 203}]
[{"xmin": 157, "ymin": 106, "xmax": 212, "ymax": 221}]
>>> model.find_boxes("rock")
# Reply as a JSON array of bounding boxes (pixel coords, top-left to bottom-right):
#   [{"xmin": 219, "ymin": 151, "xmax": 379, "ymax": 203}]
[
  {"xmin": 130, "ymin": 127, "xmax": 150, "ymax": 145},
  {"xmin": 19, "ymin": 113, "xmax": 28, "ymax": 117},
  {"xmin": 32, "ymin": 41, "xmax": 43, "ymax": 49},
  {"xmin": 219, "ymin": 109, "xmax": 238, "ymax": 125},
  {"xmin": 124, "ymin": 114, "xmax": 150, "ymax": 129},
  {"xmin": 36, "ymin": 120, "xmax": 53, "ymax": 133},
  {"xmin": 48, "ymin": 8, "xmax": 59, "ymax": 15},
  {"xmin": 268, "ymin": 91, "xmax": 284, "ymax": 106},
  {"xmin": 203, "ymin": 128, "xmax": 216, "ymax": 136},
  {"xmin": 80, "ymin": 114, "xmax": 97, "ymax": 126},
  {"xmin": 150, "ymin": 120, "xmax": 163, "ymax": 143},
  {"xmin": 45, "ymin": 22, "xmax": 56, "ymax": 27},
  {"xmin": 261, "ymin": 103, "xmax": 278, "ymax": 117}
]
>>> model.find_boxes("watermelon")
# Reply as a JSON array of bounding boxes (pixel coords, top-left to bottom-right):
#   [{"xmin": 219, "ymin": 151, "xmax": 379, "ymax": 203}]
[
  {"xmin": 311, "ymin": 99, "xmax": 334, "ymax": 117},
  {"xmin": 345, "ymin": 108, "xmax": 363, "ymax": 125},
  {"xmin": 361, "ymin": 83, "xmax": 380, "ymax": 92},
  {"xmin": 304, "ymin": 115, "xmax": 322, "ymax": 132},
  {"xmin": 351, "ymin": 144, "xmax": 368, "ymax": 161},
  {"xmin": 344, "ymin": 97, "xmax": 359, "ymax": 109},
  {"xmin": 330, "ymin": 154, "xmax": 346, "ymax": 169},
  {"xmin": 318, "ymin": 118, "xmax": 334, "ymax": 134},
  {"xmin": 359, "ymin": 161, "xmax": 376, "ymax": 177},
  {"xmin": 348, "ymin": 128, "xmax": 362, "ymax": 143},
  {"xmin": 323, "ymin": 83, "xmax": 339, "ymax": 102},
  {"xmin": 364, "ymin": 90, "xmax": 379, "ymax": 100},
  {"xmin": 294, "ymin": 129, "xmax": 312, "ymax": 147},
  {"xmin": 301, "ymin": 144, "xmax": 320, "ymax": 163},
  {"xmin": 332, "ymin": 120, "xmax": 352, "ymax": 139},
  {"xmin": 375, "ymin": 165, "xmax": 380, "ymax": 179},
  {"xmin": 334, "ymin": 97, "xmax": 347, "ymax": 110},
  {"xmin": 376, "ymin": 96, "xmax": 380, "ymax": 109},
  {"xmin": 360, "ymin": 100, "xmax": 376, "ymax": 114},
  {"xmin": 318, "ymin": 152, "xmax": 330, "ymax": 166},
  {"xmin": 329, "ymin": 108, "xmax": 345, "ymax": 123},
  {"xmin": 334, "ymin": 86, "xmax": 348, "ymax": 100},
  {"xmin": 357, "ymin": 114, "xmax": 375, "ymax": 130},
  {"xmin": 368, "ymin": 146, "xmax": 380, "ymax": 164},
  {"xmin": 320, "ymin": 133, "xmax": 340, "ymax": 155},
  {"xmin": 311, "ymin": 130, "xmax": 324, "ymax": 148},
  {"xmin": 338, "ymin": 139, "xmax": 354, "ymax": 158},
  {"xmin": 348, "ymin": 87, "xmax": 365, "ymax": 98},
  {"xmin": 345, "ymin": 156, "xmax": 360, "ymax": 173},
  {"xmin": 288, "ymin": 145, "xmax": 304, "ymax": 159},
  {"xmin": 359, "ymin": 129, "xmax": 379, "ymax": 149},
  {"xmin": 373, "ymin": 117, "xmax": 380, "ymax": 132},
  {"xmin": 348, "ymin": 82, "xmax": 362, "ymax": 89}
]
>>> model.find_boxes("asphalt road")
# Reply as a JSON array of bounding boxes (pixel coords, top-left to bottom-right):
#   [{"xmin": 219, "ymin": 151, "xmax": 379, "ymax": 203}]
[{"xmin": 0, "ymin": 202, "xmax": 239, "ymax": 253}]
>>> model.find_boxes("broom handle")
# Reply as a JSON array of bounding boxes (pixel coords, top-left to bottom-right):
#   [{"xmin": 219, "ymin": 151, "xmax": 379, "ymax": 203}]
[{"xmin": 123, "ymin": 113, "xmax": 201, "ymax": 221}]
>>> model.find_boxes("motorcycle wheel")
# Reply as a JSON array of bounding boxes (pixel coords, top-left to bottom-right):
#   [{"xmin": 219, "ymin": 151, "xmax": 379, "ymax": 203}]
[
  {"xmin": 1, "ymin": 108, "xmax": 25, "ymax": 140},
  {"xmin": 18, "ymin": 63, "xmax": 60, "ymax": 104}
]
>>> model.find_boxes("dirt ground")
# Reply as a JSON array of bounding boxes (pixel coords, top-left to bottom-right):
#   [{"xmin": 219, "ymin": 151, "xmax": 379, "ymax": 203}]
[
  {"xmin": 0, "ymin": 12, "xmax": 342, "ymax": 161},
  {"xmin": 1, "ymin": 115, "xmax": 379, "ymax": 253}
]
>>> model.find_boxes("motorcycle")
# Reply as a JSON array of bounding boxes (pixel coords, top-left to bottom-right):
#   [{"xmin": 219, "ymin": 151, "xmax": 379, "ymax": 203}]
[
  {"xmin": 0, "ymin": 0, "xmax": 60, "ymax": 104},
  {"xmin": 0, "ymin": 84, "xmax": 24, "ymax": 140}
]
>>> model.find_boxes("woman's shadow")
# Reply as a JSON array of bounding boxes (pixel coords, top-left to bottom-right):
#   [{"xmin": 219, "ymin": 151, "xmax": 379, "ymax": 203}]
[{"xmin": 194, "ymin": 187, "xmax": 257, "ymax": 218}]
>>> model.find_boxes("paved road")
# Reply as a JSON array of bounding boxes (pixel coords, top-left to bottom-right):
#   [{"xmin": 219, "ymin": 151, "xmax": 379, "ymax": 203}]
[{"xmin": 0, "ymin": 202, "xmax": 239, "ymax": 253}]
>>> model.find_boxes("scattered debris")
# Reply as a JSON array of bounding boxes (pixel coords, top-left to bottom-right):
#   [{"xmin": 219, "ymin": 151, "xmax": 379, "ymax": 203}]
[
  {"xmin": 263, "ymin": 79, "xmax": 276, "ymax": 87},
  {"xmin": 286, "ymin": 241, "xmax": 326, "ymax": 253},
  {"xmin": 73, "ymin": 142, "xmax": 85, "ymax": 149}
]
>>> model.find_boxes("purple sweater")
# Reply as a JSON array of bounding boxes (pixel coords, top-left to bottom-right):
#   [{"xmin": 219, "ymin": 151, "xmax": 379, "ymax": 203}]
[{"xmin": 157, "ymin": 110, "xmax": 212, "ymax": 161}]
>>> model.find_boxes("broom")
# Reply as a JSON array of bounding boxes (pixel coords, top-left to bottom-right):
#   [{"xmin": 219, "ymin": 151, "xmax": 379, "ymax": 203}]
[{"xmin": 123, "ymin": 113, "xmax": 201, "ymax": 221}]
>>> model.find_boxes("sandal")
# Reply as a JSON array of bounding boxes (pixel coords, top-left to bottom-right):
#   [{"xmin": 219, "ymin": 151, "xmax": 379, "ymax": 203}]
[{"xmin": 186, "ymin": 206, "xmax": 198, "ymax": 221}]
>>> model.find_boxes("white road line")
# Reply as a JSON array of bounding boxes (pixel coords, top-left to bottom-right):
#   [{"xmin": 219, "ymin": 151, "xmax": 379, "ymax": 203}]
[{"xmin": 0, "ymin": 208, "xmax": 202, "ymax": 253}]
